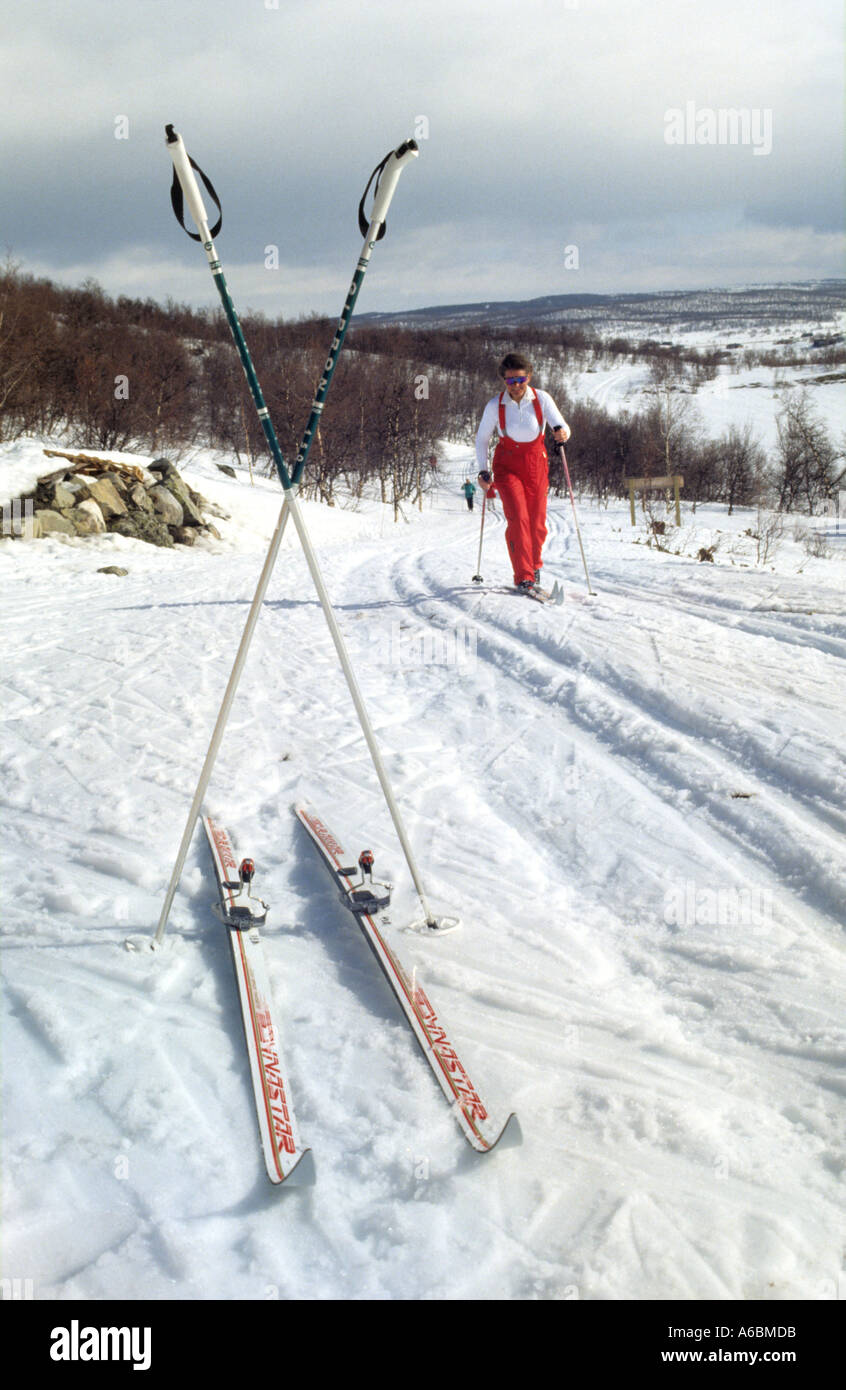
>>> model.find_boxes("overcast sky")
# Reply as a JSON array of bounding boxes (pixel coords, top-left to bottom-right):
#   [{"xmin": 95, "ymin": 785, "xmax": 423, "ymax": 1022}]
[{"xmin": 2, "ymin": 0, "xmax": 843, "ymax": 318}]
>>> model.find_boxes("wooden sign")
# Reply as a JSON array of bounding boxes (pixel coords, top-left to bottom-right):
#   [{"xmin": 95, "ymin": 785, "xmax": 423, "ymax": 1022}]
[{"xmin": 623, "ymin": 474, "xmax": 684, "ymax": 526}]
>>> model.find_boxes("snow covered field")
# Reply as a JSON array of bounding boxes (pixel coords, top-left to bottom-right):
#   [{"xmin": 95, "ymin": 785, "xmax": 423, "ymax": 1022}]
[
  {"xmin": 1, "ymin": 431, "xmax": 845, "ymax": 1307},
  {"xmin": 565, "ymin": 355, "xmax": 846, "ymax": 458}
]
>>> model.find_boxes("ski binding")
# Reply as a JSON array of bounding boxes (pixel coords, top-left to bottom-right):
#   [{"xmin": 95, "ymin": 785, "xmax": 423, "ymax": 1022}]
[
  {"xmin": 334, "ymin": 847, "xmax": 392, "ymax": 916},
  {"xmin": 212, "ymin": 853, "xmax": 268, "ymax": 933}
]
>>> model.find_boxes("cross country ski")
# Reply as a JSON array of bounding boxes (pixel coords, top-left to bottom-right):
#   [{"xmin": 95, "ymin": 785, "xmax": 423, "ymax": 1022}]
[
  {"xmin": 518, "ymin": 579, "xmax": 564, "ymax": 605},
  {"xmin": 203, "ymin": 815, "xmax": 314, "ymax": 1186},
  {"xmin": 467, "ymin": 580, "xmax": 564, "ymax": 605},
  {"xmin": 294, "ymin": 801, "xmax": 521, "ymax": 1155}
]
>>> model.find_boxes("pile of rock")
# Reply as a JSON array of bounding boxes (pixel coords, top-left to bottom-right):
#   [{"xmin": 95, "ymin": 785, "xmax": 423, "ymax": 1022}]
[{"xmin": 19, "ymin": 450, "xmax": 228, "ymax": 548}]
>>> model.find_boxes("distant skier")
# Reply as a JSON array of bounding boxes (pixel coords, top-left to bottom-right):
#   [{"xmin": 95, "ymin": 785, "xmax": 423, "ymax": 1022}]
[
  {"xmin": 475, "ymin": 353, "xmax": 570, "ymax": 593},
  {"xmin": 462, "ymin": 479, "xmax": 477, "ymax": 511}
]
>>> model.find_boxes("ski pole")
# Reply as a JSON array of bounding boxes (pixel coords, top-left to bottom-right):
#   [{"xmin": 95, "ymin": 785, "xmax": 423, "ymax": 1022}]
[
  {"xmin": 245, "ymin": 138, "xmax": 420, "ymax": 641},
  {"xmin": 555, "ymin": 441, "xmax": 595, "ymax": 596},
  {"xmin": 153, "ymin": 128, "xmax": 437, "ymax": 946},
  {"xmin": 292, "ymin": 139, "xmax": 419, "ymax": 485},
  {"xmin": 259, "ymin": 142, "xmax": 421, "ymax": 562},
  {"xmin": 471, "ymin": 472, "xmax": 491, "ymax": 582},
  {"xmin": 164, "ymin": 125, "xmax": 294, "ymax": 489}
]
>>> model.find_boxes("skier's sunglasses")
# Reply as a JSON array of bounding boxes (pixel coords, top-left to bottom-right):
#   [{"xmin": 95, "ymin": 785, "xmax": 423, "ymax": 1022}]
[{"xmin": 504, "ymin": 375, "xmax": 529, "ymax": 384}]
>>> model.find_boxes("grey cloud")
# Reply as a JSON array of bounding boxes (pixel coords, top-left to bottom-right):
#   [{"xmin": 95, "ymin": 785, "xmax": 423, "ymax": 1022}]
[{"xmin": 1, "ymin": 0, "xmax": 842, "ymax": 314}]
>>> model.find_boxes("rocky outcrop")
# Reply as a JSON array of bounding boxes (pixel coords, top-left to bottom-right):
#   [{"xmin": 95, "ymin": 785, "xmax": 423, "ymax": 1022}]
[{"xmin": 12, "ymin": 451, "xmax": 227, "ymax": 547}]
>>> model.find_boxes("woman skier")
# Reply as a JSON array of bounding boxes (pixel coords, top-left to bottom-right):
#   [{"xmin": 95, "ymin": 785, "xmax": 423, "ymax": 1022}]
[{"xmin": 475, "ymin": 353, "xmax": 570, "ymax": 593}]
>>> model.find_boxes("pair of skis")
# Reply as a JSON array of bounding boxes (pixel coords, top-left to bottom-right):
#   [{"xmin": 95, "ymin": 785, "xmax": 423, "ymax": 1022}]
[
  {"xmin": 205, "ymin": 806, "xmax": 520, "ymax": 1186},
  {"xmin": 470, "ymin": 580, "xmax": 564, "ymax": 606},
  {"xmin": 520, "ymin": 580, "xmax": 564, "ymax": 606}
]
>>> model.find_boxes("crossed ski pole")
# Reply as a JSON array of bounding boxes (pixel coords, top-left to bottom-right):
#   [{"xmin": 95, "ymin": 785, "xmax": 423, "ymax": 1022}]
[{"xmin": 153, "ymin": 127, "xmax": 439, "ymax": 947}]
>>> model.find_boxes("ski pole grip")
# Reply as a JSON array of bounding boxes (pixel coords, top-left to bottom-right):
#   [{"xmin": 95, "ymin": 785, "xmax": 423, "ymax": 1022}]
[
  {"xmin": 368, "ymin": 138, "xmax": 419, "ymax": 231},
  {"xmin": 165, "ymin": 124, "xmax": 211, "ymax": 238}
]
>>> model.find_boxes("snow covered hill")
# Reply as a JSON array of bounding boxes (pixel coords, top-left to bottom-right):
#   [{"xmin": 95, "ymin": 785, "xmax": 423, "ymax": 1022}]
[
  {"xmin": 563, "ymin": 354, "xmax": 846, "ymax": 458},
  {"xmin": 1, "ymin": 436, "xmax": 845, "ymax": 1303}
]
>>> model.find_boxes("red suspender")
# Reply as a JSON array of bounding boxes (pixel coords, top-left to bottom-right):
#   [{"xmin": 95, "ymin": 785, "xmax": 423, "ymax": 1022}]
[{"xmin": 498, "ymin": 389, "xmax": 544, "ymax": 439}]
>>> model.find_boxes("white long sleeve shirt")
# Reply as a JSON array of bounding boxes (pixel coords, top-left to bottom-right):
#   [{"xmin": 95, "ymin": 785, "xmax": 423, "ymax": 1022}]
[{"xmin": 475, "ymin": 387, "xmax": 568, "ymax": 471}]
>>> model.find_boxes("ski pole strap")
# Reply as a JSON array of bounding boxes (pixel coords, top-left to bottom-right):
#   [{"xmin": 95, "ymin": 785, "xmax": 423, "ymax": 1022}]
[
  {"xmin": 357, "ymin": 150, "xmax": 393, "ymax": 240},
  {"xmin": 166, "ymin": 126, "xmax": 223, "ymax": 240}
]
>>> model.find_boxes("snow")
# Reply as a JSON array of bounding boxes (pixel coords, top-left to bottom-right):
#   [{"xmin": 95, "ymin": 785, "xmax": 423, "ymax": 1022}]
[
  {"xmin": 532, "ymin": 305, "xmax": 846, "ymax": 455},
  {"xmin": 564, "ymin": 358, "xmax": 846, "ymax": 456},
  {"xmin": 1, "ymin": 428, "xmax": 845, "ymax": 1306}
]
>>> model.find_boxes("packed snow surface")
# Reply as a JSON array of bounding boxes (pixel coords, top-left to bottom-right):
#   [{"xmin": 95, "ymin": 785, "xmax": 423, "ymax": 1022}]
[{"xmin": 1, "ymin": 437, "xmax": 844, "ymax": 1302}]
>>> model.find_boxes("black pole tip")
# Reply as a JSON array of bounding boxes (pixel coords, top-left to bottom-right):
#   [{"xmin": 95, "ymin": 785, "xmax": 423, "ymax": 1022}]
[{"xmin": 165, "ymin": 124, "xmax": 178, "ymax": 143}]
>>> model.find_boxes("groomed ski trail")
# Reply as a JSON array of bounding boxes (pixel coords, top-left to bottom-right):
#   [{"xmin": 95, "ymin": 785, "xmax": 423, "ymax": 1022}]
[
  {"xmin": 305, "ymin": 468, "xmax": 846, "ymax": 1299},
  {"xmin": 2, "ymin": 452, "xmax": 844, "ymax": 1301}
]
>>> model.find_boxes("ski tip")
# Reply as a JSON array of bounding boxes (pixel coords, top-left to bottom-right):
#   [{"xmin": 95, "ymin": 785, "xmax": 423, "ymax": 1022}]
[
  {"xmin": 271, "ymin": 1147, "xmax": 315, "ymax": 1189},
  {"xmin": 492, "ymin": 1112, "xmax": 522, "ymax": 1152},
  {"xmin": 465, "ymin": 1110, "xmax": 522, "ymax": 1156},
  {"xmin": 292, "ymin": 799, "xmax": 317, "ymax": 827}
]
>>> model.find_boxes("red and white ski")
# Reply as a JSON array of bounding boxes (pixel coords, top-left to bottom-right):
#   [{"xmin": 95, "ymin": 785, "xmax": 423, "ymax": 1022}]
[
  {"xmin": 294, "ymin": 801, "xmax": 520, "ymax": 1155},
  {"xmin": 203, "ymin": 815, "xmax": 313, "ymax": 1186}
]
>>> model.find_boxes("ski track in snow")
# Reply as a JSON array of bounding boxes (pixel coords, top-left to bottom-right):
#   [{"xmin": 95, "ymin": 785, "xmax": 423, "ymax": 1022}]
[{"xmin": 1, "ymin": 444, "xmax": 845, "ymax": 1302}]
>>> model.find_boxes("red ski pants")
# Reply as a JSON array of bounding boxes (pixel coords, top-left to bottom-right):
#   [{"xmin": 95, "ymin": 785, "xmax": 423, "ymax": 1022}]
[{"xmin": 492, "ymin": 434, "xmax": 549, "ymax": 584}]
